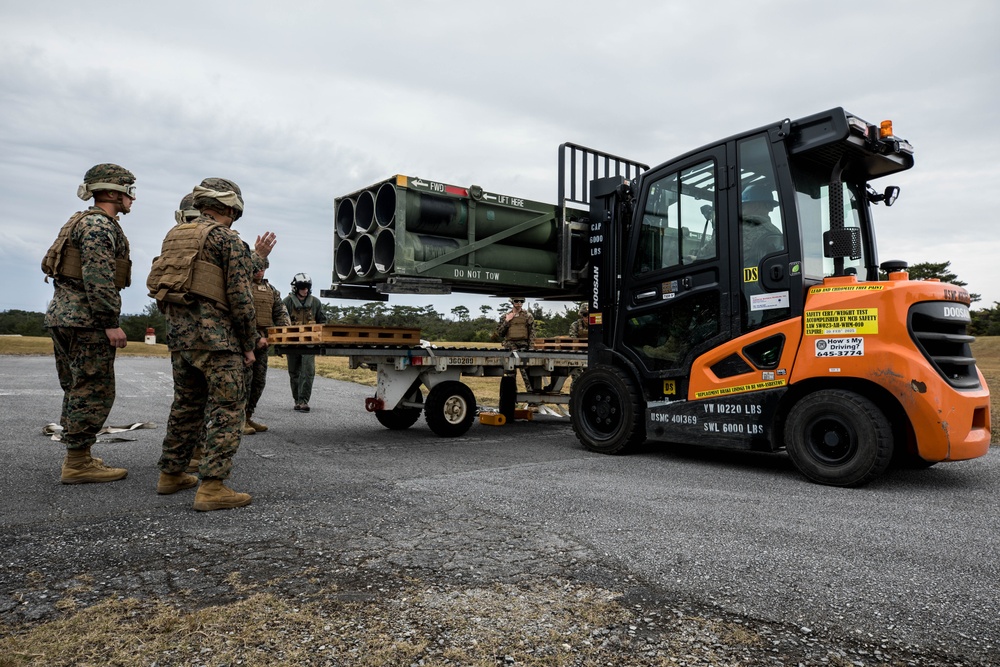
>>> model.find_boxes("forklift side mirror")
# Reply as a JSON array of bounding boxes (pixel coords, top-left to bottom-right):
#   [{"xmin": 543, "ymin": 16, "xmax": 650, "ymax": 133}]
[{"xmin": 883, "ymin": 185, "xmax": 899, "ymax": 206}]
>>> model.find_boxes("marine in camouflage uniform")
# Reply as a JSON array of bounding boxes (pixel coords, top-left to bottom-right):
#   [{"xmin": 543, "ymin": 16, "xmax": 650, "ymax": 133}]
[
  {"xmin": 282, "ymin": 273, "xmax": 327, "ymax": 412},
  {"xmin": 568, "ymin": 303, "xmax": 589, "ymax": 338},
  {"xmin": 42, "ymin": 163, "xmax": 136, "ymax": 485},
  {"xmin": 148, "ymin": 178, "xmax": 257, "ymax": 511},
  {"xmin": 244, "ymin": 253, "xmax": 290, "ymax": 433},
  {"xmin": 496, "ymin": 296, "xmax": 535, "ymax": 389}
]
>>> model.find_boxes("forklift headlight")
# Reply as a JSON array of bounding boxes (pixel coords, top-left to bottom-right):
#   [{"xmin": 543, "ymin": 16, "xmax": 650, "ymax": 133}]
[{"xmin": 847, "ymin": 116, "xmax": 870, "ymax": 137}]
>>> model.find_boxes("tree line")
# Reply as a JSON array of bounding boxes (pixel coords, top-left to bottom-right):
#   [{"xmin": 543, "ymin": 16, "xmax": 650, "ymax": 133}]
[
  {"xmin": 0, "ymin": 301, "xmax": 582, "ymax": 343},
  {"xmin": 4, "ymin": 262, "xmax": 996, "ymax": 340}
]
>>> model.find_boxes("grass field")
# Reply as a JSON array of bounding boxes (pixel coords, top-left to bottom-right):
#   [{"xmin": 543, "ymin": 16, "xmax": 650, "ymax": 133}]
[{"xmin": 4, "ymin": 335, "xmax": 998, "ymax": 433}]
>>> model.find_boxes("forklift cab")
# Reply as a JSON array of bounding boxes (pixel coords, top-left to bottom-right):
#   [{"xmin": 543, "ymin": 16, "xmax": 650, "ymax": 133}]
[{"xmin": 603, "ymin": 108, "xmax": 914, "ymax": 398}]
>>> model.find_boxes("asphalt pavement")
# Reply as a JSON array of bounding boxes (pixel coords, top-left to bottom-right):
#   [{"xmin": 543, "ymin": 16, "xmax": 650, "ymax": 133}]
[{"xmin": 1, "ymin": 354, "xmax": 997, "ymax": 664}]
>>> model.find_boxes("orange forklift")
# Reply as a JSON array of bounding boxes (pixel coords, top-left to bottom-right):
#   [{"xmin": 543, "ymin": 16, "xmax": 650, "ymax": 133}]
[{"xmin": 570, "ymin": 108, "xmax": 991, "ymax": 486}]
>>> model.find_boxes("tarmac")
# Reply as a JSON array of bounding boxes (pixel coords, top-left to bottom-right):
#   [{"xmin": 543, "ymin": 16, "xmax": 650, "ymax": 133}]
[{"xmin": 1, "ymin": 354, "xmax": 998, "ymax": 664}]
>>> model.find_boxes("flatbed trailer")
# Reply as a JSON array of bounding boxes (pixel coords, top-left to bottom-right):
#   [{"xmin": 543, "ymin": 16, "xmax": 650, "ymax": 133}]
[{"xmin": 271, "ymin": 325, "xmax": 587, "ymax": 437}]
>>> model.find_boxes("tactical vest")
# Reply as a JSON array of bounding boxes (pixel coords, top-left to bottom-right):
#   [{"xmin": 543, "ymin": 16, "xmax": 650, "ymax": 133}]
[
  {"xmin": 41, "ymin": 210, "xmax": 132, "ymax": 289},
  {"xmin": 146, "ymin": 220, "xmax": 230, "ymax": 311},
  {"xmin": 253, "ymin": 283, "xmax": 275, "ymax": 328},
  {"xmin": 507, "ymin": 312, "xmax": 529, "ymax": 340},
  {"xmin": 289, "ymin": 299, "xmax": 315, "ymax": 325}
]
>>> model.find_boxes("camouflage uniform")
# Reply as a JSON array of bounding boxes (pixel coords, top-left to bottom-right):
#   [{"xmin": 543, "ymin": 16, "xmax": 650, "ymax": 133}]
[
  {"xmin": 569, "ymin": 305, "xmax": 589, "ymax": 339},
  {"xmin": 44, "ymin": 169, "xmax": 133, "ymax": 455},
  {"xmin": 154, "ymin": 203, "xmax": 256, "ymax": 482},
  {"xmin": 245, "ymin": 256, "xmax": 290, "ymax": 423},
  {"xmin": 282, "ymin": 287, "xmax": 327, "ymax": 409},
  {"xmin": 496, "ymin": 302, "xmax": 535, "ymax": 388}
]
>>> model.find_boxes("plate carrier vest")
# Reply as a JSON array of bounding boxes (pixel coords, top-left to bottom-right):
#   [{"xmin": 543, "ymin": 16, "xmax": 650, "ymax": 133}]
[
  {"xmin": 41, "ymin": 210, "xmax": 132, "ymax": 289},
  {"xmin": 146, "ymin": 220, "xmax": 230, "ymax": 311}
]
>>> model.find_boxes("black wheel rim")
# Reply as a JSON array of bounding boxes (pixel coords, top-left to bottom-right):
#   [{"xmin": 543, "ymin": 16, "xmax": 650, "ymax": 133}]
[
  {"xmin": 581, "ymin": 383, "xmax": 621, "ymax": 437},
  {"xmin": 803, "ymin": 414, "xmax": 858, "ymax": 465}
]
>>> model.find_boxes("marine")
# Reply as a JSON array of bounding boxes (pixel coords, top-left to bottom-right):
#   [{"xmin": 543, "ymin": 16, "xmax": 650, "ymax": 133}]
[
  {"xmin": 42, "ymin": 163, "xmax": 137, "ymax": 485},
  {"xmin": 148, "ymin": 178, "xmax": 257, "ymax": 511}
]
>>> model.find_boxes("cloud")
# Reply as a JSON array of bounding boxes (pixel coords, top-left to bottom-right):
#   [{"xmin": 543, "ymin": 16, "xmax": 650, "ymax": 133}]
[{"xmin": 2, "ymin": 0, "xmax": 998, "ymax": 318}]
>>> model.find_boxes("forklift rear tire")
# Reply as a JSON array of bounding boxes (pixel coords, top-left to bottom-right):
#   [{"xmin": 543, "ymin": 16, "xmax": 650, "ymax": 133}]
[
  {"xmin": 374, "ymin": 389, "xmax": 423, "ymax": 430},
  {"xmin": 570, "ymin": 366, "xmax": 646, "ymax": 454},
  {"xmin": 784, "ymin": 389, "xmax": 893, "ymax": 487},
  {"xmin": 425, "ymin": 381, "xmax": 477, "ymax": 437}
]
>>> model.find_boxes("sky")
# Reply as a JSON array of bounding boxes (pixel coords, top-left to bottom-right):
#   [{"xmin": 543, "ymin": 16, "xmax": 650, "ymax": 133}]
[{"xmin": 2, "ymin": 1, "xmax": 998, "ymax": 320}]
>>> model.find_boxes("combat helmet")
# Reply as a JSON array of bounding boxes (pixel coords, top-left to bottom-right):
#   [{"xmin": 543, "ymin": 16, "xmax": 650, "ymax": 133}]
[
  {"xmin": 77, "ymin": 163, "xmax": 136, "ymax": 201},
  {"xmin": 192, "ymin": 177, "xmax": 244, "ymax": 221},
  {"xmin": 174, "ymin": 192, "xmax": 199, "ymax": 225}
]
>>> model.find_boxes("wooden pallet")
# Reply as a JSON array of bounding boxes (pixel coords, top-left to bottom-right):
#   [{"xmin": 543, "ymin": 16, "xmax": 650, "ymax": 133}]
[
  {"xmin": 269, "ymin": 324, "xmax": 421, "ymax": 346},
  {"xmin": 534, "ymin": 336, "xmax": 587, "ymax": 351}
]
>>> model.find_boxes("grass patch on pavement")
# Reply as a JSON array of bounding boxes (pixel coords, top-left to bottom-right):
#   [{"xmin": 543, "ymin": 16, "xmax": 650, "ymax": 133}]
[{"xmin": 1, "ymin": 578, "xmax": 736, "ymax": 667}]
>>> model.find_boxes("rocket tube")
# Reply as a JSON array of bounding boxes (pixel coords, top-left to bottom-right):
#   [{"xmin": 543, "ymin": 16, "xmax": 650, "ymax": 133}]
[
  {"xmin": 402, "ymin": 191, "xmax": 556, "ymax": 247},
  {"xmin": 375, "ymin": 181, "xmax": 396, "ymax": 228},
  {"xmin": 374, "ymin": 227, "xmax": 395, "ymax": 273},
  {"xmin": 353, "ymin": 234, "xmax": 376, "ymax": 278},
  {"xmin": 355, "ymin": 190, "xmax": 376, "ymax": 234},
  {"xmin": 407, "ymin": 233, "xmax": 557, "ymax": 274},
  {"xmin": 335, "ymin": 198, "xmax": 355, "ymax": 239},
  {"xmin": 335, "ymin": 237, "xmax": 356, "ymax": 280}
]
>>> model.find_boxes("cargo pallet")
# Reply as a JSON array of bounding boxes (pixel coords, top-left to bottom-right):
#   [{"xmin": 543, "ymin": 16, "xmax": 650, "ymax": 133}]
[
  {"xmin": 269, "ymin": 324, "xmax": 421, "ymax": 346},
  {"xmin": 534, "ymin": 336, "xmax": 587, "ymax": 351}
]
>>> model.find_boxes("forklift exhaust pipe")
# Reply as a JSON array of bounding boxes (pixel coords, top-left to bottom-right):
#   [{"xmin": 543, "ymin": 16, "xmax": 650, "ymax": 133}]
[
  {"xmin": 353, "ymin": 234, "xmax": 376, "ymax": 278},
  {"xmin": 354, "ymin": 189, "xmax": 376, "ymax": 234},
  {"xmin": 374, "ymin": 228, "xmax": 395, "ymax": 273},
  {"xmin": 335, "ymin": 198, "xmax": 355, "ymax": 239},
  {"xmin": 335, "ymin": 237, "xmax": 356, "ymax": 280},
  {"xmin": 375, "ymin": 182, "xmax": 396, "ymax": 228}
]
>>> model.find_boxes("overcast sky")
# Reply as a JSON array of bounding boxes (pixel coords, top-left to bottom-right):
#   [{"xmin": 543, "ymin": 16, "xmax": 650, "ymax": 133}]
[{"xmin": 2, "ymin": 1, "xmax": 998, "ymax": 320}]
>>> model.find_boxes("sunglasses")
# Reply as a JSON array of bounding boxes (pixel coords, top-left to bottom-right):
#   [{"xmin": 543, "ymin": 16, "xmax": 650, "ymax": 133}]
[{"xmin": 512, "ymin": 300, "xmax": 524, "ymax": 304}]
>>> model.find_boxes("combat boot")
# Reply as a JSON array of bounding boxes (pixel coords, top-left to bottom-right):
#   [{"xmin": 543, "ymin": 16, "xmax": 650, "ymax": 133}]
[
  {"xmin": 242, "ymin": 423, "xmax": 256, "ymax": 435},
  {"xmin": 60, "ymin": 449, "xmax": 127, "ymax": 485},
  {"xmin": 246, "ymin": 418, "xmax": 268, "ymax": 432},
  {"xmin": 186, "ymin": 447, "xmax": 203, "ymax": 473},
  {"xmin": 156, "ymin": 471, "xmax": 199, "ymax": 495},
  {"xmin": 192, "ymin": 479, "xmax": 252, "ymax": 512}
]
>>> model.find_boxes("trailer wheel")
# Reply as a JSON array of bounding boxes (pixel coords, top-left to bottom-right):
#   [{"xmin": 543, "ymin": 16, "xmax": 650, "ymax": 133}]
[
  {"xmin": 784, "ymin": 389, "xmax": 893, "ymax": 487},
  {"xmin": 425, "ymin": 381, "xmax": 477, "ymax": 437},
  {"xmin": 570, "ymin": 366, "xmax": 646, "ymax": 454},
  {"xmin": 374, "ymin": 389, "xmax": 423, "ymax": 430}
]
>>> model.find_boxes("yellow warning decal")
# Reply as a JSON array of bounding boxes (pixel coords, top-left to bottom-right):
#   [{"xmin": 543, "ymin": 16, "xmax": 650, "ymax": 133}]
[
  {"xmin": 695, "ymin": 379, "xmax": 786, "ymax": 399},
  {"xmin": 743, "ymin": 267, "xmax": 759, "ymax": 282},
  {"xmin": 590, "ymin": 312, "xmax": 603, "ymax": 325},
  {"xmin": 663, "ymin": 380, "xmax": 676, "ymax": 395},
  {"xmin": 809, "ymin": 284, "xmax": 885, "ymax": 294},
  {"xmin": 804, "ymin": 308, "xmax": 879, "ymax": 335}
]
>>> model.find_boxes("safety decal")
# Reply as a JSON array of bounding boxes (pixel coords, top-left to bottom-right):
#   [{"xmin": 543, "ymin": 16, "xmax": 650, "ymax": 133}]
[
  {"xmin": 804, "ymin": 308, "xmax": 878, "ymax": 335},
  {"xmin": 663, "ymin": 380, "xmax": 676, "ymax": 395},
  {"xmin": 743, "ymin": 267, "xmax": 759, "ymax": 282},
  {"xmin": 814, "ymin": 337, "xmax": 864, "ymax": 357},
  {"xmin": 809, "ymin": 284, "xmax": 884, "ymax": 294},
  {"xmin": 589, "ymin": 313, "xmax": 602, "ymax": 325},
  {"xmin": 750, "ymin": 291, "xmax": 789, "ymax": 311},
  {"xmin": 694, "ymin": 378, "xmax": 786, "ymax": 399}
]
